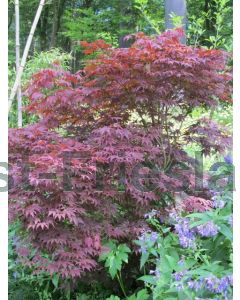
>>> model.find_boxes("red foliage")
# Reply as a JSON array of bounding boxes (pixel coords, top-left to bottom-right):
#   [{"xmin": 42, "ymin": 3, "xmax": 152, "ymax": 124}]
[
  {"xmin": 80, "ymin": 39, "xmax": 111, "ymax": 55},
  {"xmin": 182, "ymin": 196, "xmax": 213, "ymax": 213},
  {"xmin": 9, "ymin": 30, "xmax": 232, "ymax": 278}
]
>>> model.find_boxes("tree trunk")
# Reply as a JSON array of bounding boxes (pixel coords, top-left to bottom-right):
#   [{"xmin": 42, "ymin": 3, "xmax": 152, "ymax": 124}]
[
  {"xmin": 164, "ymin": 0, "xmax": 187, "ymax": 44},
  {"xmin": 118, "ymin": 2, "xmax": 132, "ymax": 48},
  {"xmin": 40, "ymin": 5, "xmax": 49, "ymax": 50},
  {"xmin": 15, "ymin": 0, "xmax": 22, "ymax": 128},
  {"xmin": 9, "ymin": 0, "xmax": 46, "ymax": 113},
  {"xmin": 50, "ymin": 0, "xmax": 60, "ymax": 48},
  {"xmin": 204, "ymin": 0, "xmax": 210, "ymax": 31}
]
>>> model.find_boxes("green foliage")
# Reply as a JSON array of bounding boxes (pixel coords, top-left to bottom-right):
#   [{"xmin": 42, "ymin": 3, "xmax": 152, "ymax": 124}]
[
  {"xmin": 205, "ymin": 0, "xmax": 232, "ymax": 50},
  {"xmin": 9, "ymin": 223, "xmax": 54, "ymax": 300},
  {"xmin": 106, "ymin": 296, "xmax": 121, "ymax": 300},
  {"xmin": 134, "ymin": 191, "xmax": 233, "ymax": 300},
  {"xmin": 187, "ymin": 14, "xmax": 206, "ymax": 47},
  {"xmin": 106, "ymin": 289, "xmax": 149, "ymax": 300},
  {"xmin": 187, "ymin": 0, "xmax": 232, "ymax": 50},
  {"xmin": 99, "ymin": 241, "xmax": 131, "ymax": 280},
  {"xmin": 63, "ymin": 0, "xmax": 165, "ymax": 48},
  {"xmin": 134, "ymin": 0, "xmax": 164, "ymax": 34},
  {"xmin": 169, "ymin": 12, "xmax": 184, "ymax": 29},
  {"xmin": 99, "ymin": 241, "xmax": 131, "ymax": 297},
  {"xmin": 63, "ymin": 8, "xmax": 119, "ymax": 46},
  {"xmin": 22, "ymin": 49, "xmax": 72, "ymax": 84}
]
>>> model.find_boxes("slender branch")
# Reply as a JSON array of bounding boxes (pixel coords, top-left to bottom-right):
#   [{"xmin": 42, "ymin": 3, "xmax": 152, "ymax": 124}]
[
  {"xmin": 8, "ymin": 0, "xmax": 46, "ymax": 113},
  {"xmin": 15, "ymin": 0, "xmax": 22, "ymax": 128},
  {"xmin": 116, "ymin": 271, "xmax": 127, "ymax": 298}
]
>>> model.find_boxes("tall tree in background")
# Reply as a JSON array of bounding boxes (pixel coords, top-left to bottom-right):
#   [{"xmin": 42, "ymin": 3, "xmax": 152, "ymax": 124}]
[
  {"xmin": 165, "ymin": 0, "xmax": 187, "ymax": 43},
  {"xmin": 50, "ymin": 0, "xmax": 67, "ymax": 48}
]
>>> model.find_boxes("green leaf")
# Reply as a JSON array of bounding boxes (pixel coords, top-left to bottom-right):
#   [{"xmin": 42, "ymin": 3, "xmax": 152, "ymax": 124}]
[
  {"xmin": 51, "ymin": 273, "xmax": 59, "ymax": 288},
  {"xmin": 117, "ymin": 251, "xmax": 128, "ymax": 263},
  {"xmin": 140, "ymin": 252, "xmax": 149, "ymax": 269},
  {"xmin": 136, "ymin": 289, "xmax": 149, "ymax": 300},
  {"xmin": 189, "ymin": 220, "xmax": 207, "ymax": 228},
  {"xmin": 160, "ymin": 256, "xmax": 172, "ymax": 273},
  {"xmin": 106, "ymin": 296, "xmax": 121, "ymax": 300},
  {"xmin": 118, "ymin": 244, "xmax": 131, "ymax": 253},
  {"xmin": 219, "ymin": 224, "xmax": 233, "ymax": 241},
  {"xmin": 127, "ymin": 295, "xmax": 137, "ymax": 300},
  {"xmin": 138, "ymin": 275, "xmax": 157, "ymax": 285},
  {"xmin": 165, "ymin": 255, "xmax": 177, "ymax": 270},
  {"xmin": 162, "ymin": 227, "xmax": 171, "ymax": 234}
]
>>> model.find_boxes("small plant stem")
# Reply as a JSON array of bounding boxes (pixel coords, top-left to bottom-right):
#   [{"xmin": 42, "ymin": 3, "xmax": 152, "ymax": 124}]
[{"xmin": 117, "ymin": 272, "xmax": 127, "ymax": 298}]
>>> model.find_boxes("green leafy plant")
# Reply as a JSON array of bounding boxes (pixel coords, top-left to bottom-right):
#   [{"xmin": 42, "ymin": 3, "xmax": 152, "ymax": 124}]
[
  {"xmin": 134, "ymin": 0, "xmax": 163, "ymax": 34},
  {"xmin": 100, "ymin": 241, "xmax": 131, "ymax": 297},
  {"xmin": 134, "ymin": 190, "xmax": 233, "ymax": 299},
  {"xmin": 169, "ymin": 12, "xmax": 184, "ymax": 29},
  {"xmin": 187, "ymin": 0, "xmax": 232, "ymax": 50}
]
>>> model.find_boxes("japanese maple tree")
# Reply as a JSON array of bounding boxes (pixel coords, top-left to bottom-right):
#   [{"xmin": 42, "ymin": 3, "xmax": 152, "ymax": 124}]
[{"xmin": 9, "ymin": 29, "xmax": 231, "ymax": 278}]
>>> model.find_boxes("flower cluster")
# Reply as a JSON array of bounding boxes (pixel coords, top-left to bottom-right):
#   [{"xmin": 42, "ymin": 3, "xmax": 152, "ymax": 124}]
[
  {"xmin": 196, "ymin": 221, "xmax": 219, "ymax": 237},
  {"xmin": 171, "ymin": 210, "xmax": 221, "ymax": 246},
  {"xmin": 174, "ymin": 218, "xmax": 196, "ymax": 249},
  {"xmin": 187, "ymin": 275, "xmax": 233, "ymax": 295},
  {"xmin": 212, "ymin": 191, "xmax": 226, "ymax": 209},
  {"xmin": 213, "ymin": 199, "xmax": 226, "ymax": 209},
  {"xmin": 172, "ymin": 270, "xmax": 187, "ymax": 281},
  {"xmin": 138, "ymin": 231, "xmax": 159, "ymax": 253}
]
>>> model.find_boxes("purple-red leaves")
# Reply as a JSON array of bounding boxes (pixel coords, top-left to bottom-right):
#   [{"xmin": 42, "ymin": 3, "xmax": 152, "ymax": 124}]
[{"xmin": 9, "ymin": 29, "xmax": 232, "ymax": 279}]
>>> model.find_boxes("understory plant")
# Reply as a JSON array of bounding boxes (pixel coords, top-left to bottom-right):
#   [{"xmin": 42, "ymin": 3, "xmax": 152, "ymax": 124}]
[
  {"xmin": 138, "ymin": 193, "xmax": 232, "ymax": 300},
  {"xmin": 105, "ymin": 189, "xmax": 232, "ymax": 300},
  {"xmin": 9, "ymin": 29, "xmax": 232, "ymax": 282}
]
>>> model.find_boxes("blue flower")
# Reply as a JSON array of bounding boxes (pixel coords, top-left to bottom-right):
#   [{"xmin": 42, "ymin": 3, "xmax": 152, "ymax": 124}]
[
  {"xmin": 149, "ymin": 232, "xmax": 159, "ymax": 243},
  {"xmin": 228, "ymin": 215, "xmax": 233, "ymax": 228},
  {"xmin": 205, "ymin": 276, "xmax": 220, "ymax": 292},
  {"xmin": 175, "ymin": 217, "xmax": 196, "ymax": 249},
  {"xmin": 196, "ymin": 221, "xmax": 219, "ymax": 237},
  {"xmin": 150, "ymin": 269, "xmax": 161, "ymax": 278},
  {"xmin": 179, "ymin": 236, "xmax": 196, "ymax": 248},
  {"xmin": 224, "ymin": 154, "xmax": 233, "ymax": 165},
  {"xmin": 213, "ymin": 199, "xmax": 225, "ymax": 209},
  {"xmin": 172, "ymin": 270, "xmax": 186, "ymax": 281},
  {"xmin": 187, "ymin": 275, "xmax": 232, "ymax": 294}
]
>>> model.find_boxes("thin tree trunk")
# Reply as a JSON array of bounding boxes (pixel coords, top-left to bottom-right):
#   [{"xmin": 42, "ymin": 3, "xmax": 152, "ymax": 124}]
[
  {"xmin": 8, "ymin": 12, "xmax": 14, "ymax": 29},
  {"xmin": 50, "ymin": 0, "xmax": 60, "ymax": 48},
  {"xmin": 8, "ymin": 0, "xmax": 45, "ymax": 113},
  {"xmin": 118, "ymin": 3, "xmax": 131, "ymax": 48},
  {"xmin": 165, "ymin": 0, "xmax": 187, "ymax": 44},
  {"xmin": 205, "ymin": 0, "xmax": 210, "ymax": 31},
  {"xmin": 40, "ymin": 5, "xmax": 49, "ymax": 50},
  {"xmin": 15, "ymin": 0, "xmax": 22, "ymax": 128}
]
